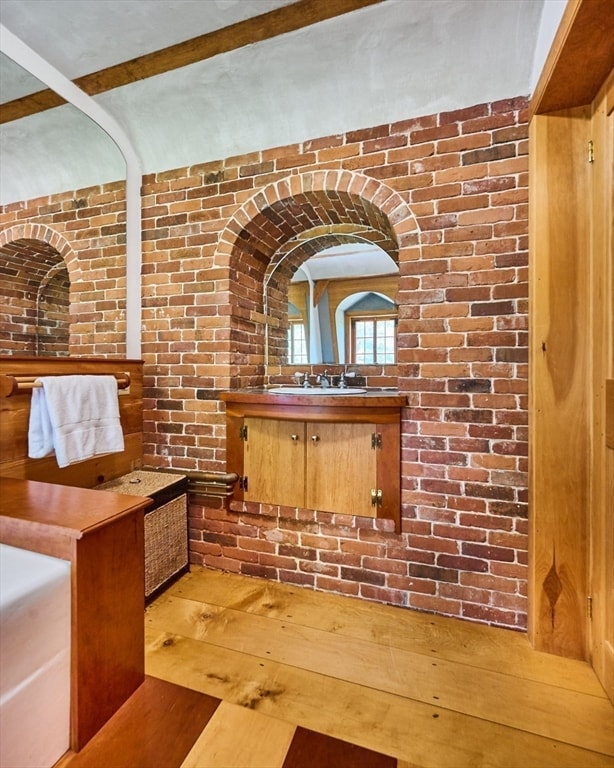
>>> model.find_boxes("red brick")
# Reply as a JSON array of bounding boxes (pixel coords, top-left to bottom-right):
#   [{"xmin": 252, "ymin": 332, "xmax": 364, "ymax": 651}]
[
  {"xmin": 409, "ymin": 593, "xmax": 462, "ymax": 616},
  {"xmin": 360, "ymin": 585, "xmax": 406, "ymax": 605},
  {"xmin": 3, "ymin": 96, "xmax": 529, "ymax": 635}
]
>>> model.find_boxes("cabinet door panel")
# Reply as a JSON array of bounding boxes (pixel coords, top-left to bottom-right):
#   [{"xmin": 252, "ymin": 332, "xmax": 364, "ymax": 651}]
[
  {"xmin": 306, "ymin": 422, "xmax": 376, "ymax": 516},
  {"xmin": 244, "ymin": 418, "xmax": 305, "ymax": 507}
]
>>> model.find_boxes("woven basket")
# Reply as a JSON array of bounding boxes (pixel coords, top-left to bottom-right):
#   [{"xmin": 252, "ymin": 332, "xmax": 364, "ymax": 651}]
[{"xmin": 144, "ymin": 494, "xmax": 188, "ymax": 597}]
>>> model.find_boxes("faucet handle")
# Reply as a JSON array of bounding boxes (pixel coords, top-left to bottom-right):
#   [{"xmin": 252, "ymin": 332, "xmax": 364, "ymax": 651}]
[{"xmin": 295, "ymin": 371, "xmax": 312, "ymax": 388}]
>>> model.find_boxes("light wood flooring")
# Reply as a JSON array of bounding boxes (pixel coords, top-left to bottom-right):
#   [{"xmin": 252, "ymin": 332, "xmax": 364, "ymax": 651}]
[
  {"xmin": 55, "ymin": 566, "xmax": 613, "ymax": 767},
  {"xmin": 139, "ymin": 566, "xmax": 613, "ymax": 768}
]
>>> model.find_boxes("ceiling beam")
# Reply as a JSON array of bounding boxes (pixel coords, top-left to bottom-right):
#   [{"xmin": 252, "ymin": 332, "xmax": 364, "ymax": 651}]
[{"xmin": 0, "ymin": 0, "xmax": 384, "ymax": 125}]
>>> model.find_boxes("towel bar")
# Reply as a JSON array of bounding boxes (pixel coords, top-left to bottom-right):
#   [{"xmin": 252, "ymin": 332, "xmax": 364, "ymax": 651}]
[{"xmin": 0, "ymin": 372, "xmax": 131, "ymax": 398}]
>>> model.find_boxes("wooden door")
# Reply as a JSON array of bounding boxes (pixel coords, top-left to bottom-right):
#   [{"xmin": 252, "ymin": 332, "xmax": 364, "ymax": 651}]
[
  {"xmin": 595, "ymin": 381, "xmax": 614, "ymax": 701},
  {"xmin": 526, "ymin": 0, "xmax": 614, "ymax": 693},
  {"xmin": 244, "ymin": 417, "xmax": 305, "ymax": 508},
  {"xmin": 589, "ymin": 73, "xmax": 614, "ymax": 702},
  {"xmin": 529, "ymin": 66, "xmax": 614, "ymax": 668},
  {"xmin": 305, "ymin": 422, "xmax": 376, "ymax": 516}
]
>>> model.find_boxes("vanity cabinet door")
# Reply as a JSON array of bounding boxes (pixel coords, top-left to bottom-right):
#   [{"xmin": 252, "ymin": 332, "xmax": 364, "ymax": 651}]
[
  {"xmin": 244, "ymin": 417, "xmax": 305, "ymax": 507},
  {"xmin": 305, "ymin": 422, "xmax": 376, "ymax": 516}
]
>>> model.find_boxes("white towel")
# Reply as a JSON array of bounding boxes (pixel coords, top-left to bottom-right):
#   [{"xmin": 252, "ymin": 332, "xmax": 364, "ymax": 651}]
[{"xmin": 28, "ymin": 375, "xmax": 125, "ymax": 468}]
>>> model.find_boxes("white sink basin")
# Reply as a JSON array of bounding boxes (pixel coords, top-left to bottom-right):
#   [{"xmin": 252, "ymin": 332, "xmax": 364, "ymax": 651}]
[{"xmin": 270, "ymin": 387, "xmax": 367, "ymax": 395}]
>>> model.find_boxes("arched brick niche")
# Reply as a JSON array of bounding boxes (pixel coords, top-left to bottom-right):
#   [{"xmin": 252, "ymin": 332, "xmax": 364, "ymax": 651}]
[
  {"xmin": 217, "ymin": 170, "xmax": 419, "ymax": 386},
  {"xmin": 0, "ymin": 225, "xmax": 74, "ymax": 356}
]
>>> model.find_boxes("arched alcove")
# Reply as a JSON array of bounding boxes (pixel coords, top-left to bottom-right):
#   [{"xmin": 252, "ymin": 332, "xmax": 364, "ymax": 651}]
[
  {"xmin": 216, "ymin": 170, "xmax": 419, "ymax": 384},
  {"xmin": 0, "ymin": 225, "xmax": 74, "ymax": 356}
]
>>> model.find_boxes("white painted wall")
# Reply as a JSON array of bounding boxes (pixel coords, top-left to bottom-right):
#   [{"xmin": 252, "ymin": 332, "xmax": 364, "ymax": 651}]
[{"xmin": 0, "ymin": 0, "xmax": 565, "ymax": 206}]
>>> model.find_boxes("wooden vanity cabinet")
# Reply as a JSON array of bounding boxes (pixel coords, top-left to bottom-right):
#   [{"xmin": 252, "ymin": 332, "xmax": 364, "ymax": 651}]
[{"xmin": 221, "ymin": 391, "xmax": 405, "ymax": 530}]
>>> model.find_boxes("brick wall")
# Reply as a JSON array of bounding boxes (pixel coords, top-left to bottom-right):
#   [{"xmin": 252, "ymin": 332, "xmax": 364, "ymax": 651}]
[
  {"xmin": 36, "ymin": 265, "xmax": 71, "ymax": 356},
  {"xmin": 0, "ymin": 97, "xmax": 528, "ymax": 630}
]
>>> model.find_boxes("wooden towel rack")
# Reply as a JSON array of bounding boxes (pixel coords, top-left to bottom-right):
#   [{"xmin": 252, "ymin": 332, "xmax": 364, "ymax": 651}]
[{"xmin": 0, "ymin": 372, "xmax": 131, "ymax": 398}]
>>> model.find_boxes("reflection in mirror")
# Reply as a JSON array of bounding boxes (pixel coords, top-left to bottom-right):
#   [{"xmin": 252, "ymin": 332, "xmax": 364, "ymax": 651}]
[
  {"xmin": 0, "ymin": 53, "xmax": 124, "ymax": 356},
  {"xmin": 0, "ymin": 50, "xmax": 44, "ymax": 103},
  {"xmin": 0, "ymin": 54, "xmax": 72, "ymax": 356},
  {"xmin": 267, "ymin": 242, "xmax": 399, "ymax": 366},
  {"xmin": 0, "ymin": 238, "xmax": 70, "ymax": 356}
]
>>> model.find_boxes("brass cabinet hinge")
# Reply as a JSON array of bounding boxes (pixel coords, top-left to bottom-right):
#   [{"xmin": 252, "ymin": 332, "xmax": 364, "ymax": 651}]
[
  {"xmin": 239, "ymin": 425, "xmax": 248, "ymax": 441},
  {"xmin": 587, "ymin": 595, "xmax": 593, "ymax": 619},
  {"xmin": 371, "ymin": 488, "xmax": 383, "ymax": 507},
  {"xmin": 239, "ymin": 476, "xmax": 249, "ymax": 491},
  {"xmin": 371, "ymin": 432, "xmax": 382, "ymax": 449},
  {"xmin": 588, "ymin": 140, "xmax": 594, "ymax": 164}
]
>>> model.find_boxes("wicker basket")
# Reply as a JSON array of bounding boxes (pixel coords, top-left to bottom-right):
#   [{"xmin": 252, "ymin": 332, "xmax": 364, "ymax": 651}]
[
  {"xmin": 143, "ymin": 494, "xmax": 188, "ymax": 597},
  {"xmin": 95, "ymin": 470, "xmax": 188, "ymax": 600}
]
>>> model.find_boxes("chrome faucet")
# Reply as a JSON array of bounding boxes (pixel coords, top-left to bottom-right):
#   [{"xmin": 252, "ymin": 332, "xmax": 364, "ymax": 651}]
[
  {"xmin": 317, "ymin": 370, "xmax": 331, "ymax": 388},
  {"xmin": 294, "ymin": 372, "xmax": 312, "ymax": 388}
]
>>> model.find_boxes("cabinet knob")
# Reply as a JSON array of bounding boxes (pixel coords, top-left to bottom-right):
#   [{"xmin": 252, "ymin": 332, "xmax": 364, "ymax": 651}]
[
  {"xmin": 311, "ymin": 435, "xmax": 320, "ymax": 442},
  {"xmin": 291, "ymin": 434, "xmax": 299, "ymax": 442}
]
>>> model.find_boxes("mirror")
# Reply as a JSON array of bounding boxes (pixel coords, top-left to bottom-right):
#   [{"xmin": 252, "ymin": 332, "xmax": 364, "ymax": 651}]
[
  {"xmin": 0, "ymin": 55, "xmax": 68, "ymax": 355},
  {"xmin": 266, "ymin": 242, "xmax": 399, "ymax": 366},
  {"xmin": 0, "ymin": 52, "xmax": 125, "ymax": 356}
]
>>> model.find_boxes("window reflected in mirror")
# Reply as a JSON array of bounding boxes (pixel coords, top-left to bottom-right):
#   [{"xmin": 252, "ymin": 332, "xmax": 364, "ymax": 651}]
[
  {"xmin": 349, "ymin": 311, "xmax": 396, "ymax": 365},
  {"xmin": 288, "ymin": 310, "xmax": 308, "ymax": 365},
  {"xmin": 278, "ymin": 243, "xmax": 398, "ymax": 366}
]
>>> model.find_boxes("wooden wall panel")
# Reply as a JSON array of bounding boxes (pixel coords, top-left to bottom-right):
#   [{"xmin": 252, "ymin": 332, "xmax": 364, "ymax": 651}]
[
  {"xmin": 529, "ymin": 108, "xmax": 592, "ymax": 659},
  {"xmin": 0, "ymin": 357, "xmax": 143, "ymax": 486}
]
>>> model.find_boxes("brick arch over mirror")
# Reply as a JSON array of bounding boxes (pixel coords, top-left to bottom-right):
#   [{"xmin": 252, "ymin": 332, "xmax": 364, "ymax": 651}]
[
  {"xmin": 0, "ymin": 224, "xmax": 78, "ymax": 274},
  {"xmin": 216, "ymin": 170, "xmax": 420, "ymax": 378},
  {"xmin": 0, "ymin": 224, "xmax": 75, "ymax": 356}
]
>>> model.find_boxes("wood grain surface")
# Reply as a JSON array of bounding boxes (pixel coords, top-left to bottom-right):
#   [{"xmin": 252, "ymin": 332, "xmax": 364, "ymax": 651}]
[{"xmin": 143, "ymin": 568, "xmax": 613, "ymax": 768}]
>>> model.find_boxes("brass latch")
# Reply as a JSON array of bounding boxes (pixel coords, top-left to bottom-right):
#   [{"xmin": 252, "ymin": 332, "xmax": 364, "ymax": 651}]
[
  {"xmin": 371, "ymin": 488, "xmax": 383, "ymax": 507},
  {"xmin": 371, "ymin": 432, "xmax": 382, "ymax": 449}
]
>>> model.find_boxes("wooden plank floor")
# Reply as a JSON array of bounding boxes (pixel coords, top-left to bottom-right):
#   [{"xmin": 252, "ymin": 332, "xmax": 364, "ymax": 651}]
[
  {"xmin": 142, "ymin": 567, "xmax": 613, "ymax": 768},
  {"xmin": 55, "ymin": 676, "xmax": 394, "ymax": 768}
]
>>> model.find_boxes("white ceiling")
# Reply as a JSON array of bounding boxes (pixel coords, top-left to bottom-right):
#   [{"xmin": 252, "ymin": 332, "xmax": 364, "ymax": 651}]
[
  {"xmin": 0, "ymin": 0, "xmax": 566, "ymax": 206},
  {"xmin": 292, "ymin": 242, "xmax": 398, "ymax": 282}
]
